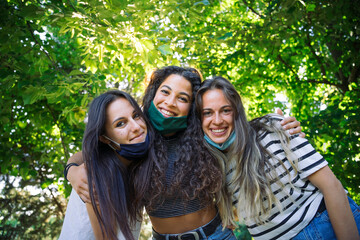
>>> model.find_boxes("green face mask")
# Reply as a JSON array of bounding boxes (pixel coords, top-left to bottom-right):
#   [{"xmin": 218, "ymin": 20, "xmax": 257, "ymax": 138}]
[{"xmin": 148, "ymin": 101, "xmax": 188, "ymax": 135}]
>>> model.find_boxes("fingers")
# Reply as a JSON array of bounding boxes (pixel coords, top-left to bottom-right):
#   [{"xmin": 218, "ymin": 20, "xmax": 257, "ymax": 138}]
[
  {"xmin": 79, "ymin": 193, "xmax": 91, "ymax": 204},
  {"xmin": 282, "ymin": 120, "xmax": 300, "ymax": 131},
  {"xmin": 285, "ymin": 126, "xmax": 306, "ymax": 138},
  {"xmin": 299, "ymin": 132, "xmax": 306, "ymax": 138},
  {"xmin": 280, "ymin": 116, "xmax": 296, "ymax": 126},
  {"xmin": 288, "ymin": 126, "xmax": 301, "ymax": 134},
  {"xmin": 275, "ymin": 108, "xmax": 284, "ymax": 116},
  {"xmin": 78, "ymin": 185, "xmax": 91, "ymax": 203}
]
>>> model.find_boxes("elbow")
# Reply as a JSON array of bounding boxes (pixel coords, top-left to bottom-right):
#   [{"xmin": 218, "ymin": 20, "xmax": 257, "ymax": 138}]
[{"xmin": 321, "ymin": 177, "xmax": 345, "ymax": 196}]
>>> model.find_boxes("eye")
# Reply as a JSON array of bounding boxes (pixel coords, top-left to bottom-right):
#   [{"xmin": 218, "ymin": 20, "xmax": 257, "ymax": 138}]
[
  {"xmin": 179, "ymin": 96, "xmax": 189, "ymax": 103},
  {"xmin": 133, "ymin": 112, "xmax": 141, "ymax": 120},
  {"xmin": 223, "ymin": 108, "xmax": 233, "ymax": 114},
  {"xmin": 116, "ymin": 121, "xmax": 126, "ymax": 128},
  {"xmin": 160, "ymin": 89, "xmax": 170, "ymax": 95},
  {"xmin": 203, "ymin": 111, "xmax": 212, "ymax": 117}
]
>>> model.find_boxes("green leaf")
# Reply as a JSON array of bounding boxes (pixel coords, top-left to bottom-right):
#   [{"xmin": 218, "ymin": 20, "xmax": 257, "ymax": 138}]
[
  {"xmin": 23, "ymin": 86, "xmax": 44, "ymax": 105},
  {"xmin": 69, "ymin": 70, "xmax": 84, "ymax": 76},
  {"xmin": 158, "ymin": 44, "xmax": 173, "ymax": 55},
  {"xmin": 306, "ymin": 4, "xmax": 316, "ymax": 12},
  {"xmin": 217, "ymin": 32, "xmax": 233, "ymax": 40}
]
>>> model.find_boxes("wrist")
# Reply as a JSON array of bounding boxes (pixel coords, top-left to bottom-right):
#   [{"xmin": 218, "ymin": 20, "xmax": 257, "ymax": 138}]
[{"xmin": 64, "ymin": 163, "xmax": 79, "ymax": 182}]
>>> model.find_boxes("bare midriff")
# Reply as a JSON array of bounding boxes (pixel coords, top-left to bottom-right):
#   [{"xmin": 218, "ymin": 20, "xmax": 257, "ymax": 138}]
[{"xmin": 149, "ymin": 204, "xmax": 217, "ymax": 234}]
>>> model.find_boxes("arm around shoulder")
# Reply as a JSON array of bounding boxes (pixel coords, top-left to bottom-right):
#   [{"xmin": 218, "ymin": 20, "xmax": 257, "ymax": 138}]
[{"xmin": 66, "ymin": 151, "xmax": 91, "ymax": 203}]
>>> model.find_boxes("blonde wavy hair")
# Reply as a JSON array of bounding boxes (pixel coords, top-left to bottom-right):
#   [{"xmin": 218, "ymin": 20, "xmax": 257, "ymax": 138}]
[{"xmin": 196, "ymin": 76, "xmax": 299, "ymax": 226}]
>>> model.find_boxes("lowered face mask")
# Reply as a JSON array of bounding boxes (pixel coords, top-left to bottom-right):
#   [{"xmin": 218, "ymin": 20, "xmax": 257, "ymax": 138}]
[
  {"xmin": 102, "ymin": 133, "xmax": 150, "ymax": 161},
  {"xmin": 148, "ymin": 101, "xmax": 188, "ymax": 135}
]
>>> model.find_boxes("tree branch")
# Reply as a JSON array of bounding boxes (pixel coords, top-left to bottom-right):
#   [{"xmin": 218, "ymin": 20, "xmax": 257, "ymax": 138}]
[
  {"xmin": 277, "ymin": 54, "xmax": 347, "ymax": 91},
  {"xmin": 67, "ymin": 0, "xmax": 78, "ymax": 12},
  {"xmin": 45, "ymin": 103, "xmax": 70, "ymax": 161},
  {"xmin": 277, "ymin": 54, "xmax": 300, "ymax": 82},
  {"xmin": 38, "ymin": 170, "xmax": 65, "ymax": 216},
  {"xmin": 305, "ymin": 30, "xmax": 327, "ymax": 78},
  {"xmin": 242, "ymin": 0, "xmax": 264, "ymax": 18},
  {"xmin": 26, "ymin": 21, "xmax": 58, "ymax": 68},
  {"xmin": 348, "ymin": 63, "xmax": 360, "ymax": 84}
]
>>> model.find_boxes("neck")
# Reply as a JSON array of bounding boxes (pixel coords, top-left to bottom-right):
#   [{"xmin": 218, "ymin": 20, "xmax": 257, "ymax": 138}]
[{"xmin": 116, "ymin": 152, "xmax": 131, "ymax": 167}]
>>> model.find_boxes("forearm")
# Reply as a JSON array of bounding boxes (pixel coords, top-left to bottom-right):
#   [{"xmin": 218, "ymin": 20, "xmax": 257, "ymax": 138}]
[
  {"xmin": 66, "ymin": 151, "xmax": 84, "ymax": 165},
  {"xmin": 86, "ymin": 203, "xmax": 104, "ymax": 240},
  {"xmin": 323, "ymin": 180, "xmax": 359, "ymax": 240},
  {"xmin": 65, "ymin": 151, "xmax": 91, "ymax": 203},
  {"xmin": 308, "ymin": 166, "xmax": 359, "ymax": 239}
]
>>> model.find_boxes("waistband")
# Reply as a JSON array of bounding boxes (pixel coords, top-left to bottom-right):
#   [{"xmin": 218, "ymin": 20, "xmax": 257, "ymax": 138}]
[
  {"xmin": 152, "ymin": 213, "xmax": 221, "ymax": 240},
  {"xmin": 317, "ymin": 198, "xmax": 326, "ymax": 213}
]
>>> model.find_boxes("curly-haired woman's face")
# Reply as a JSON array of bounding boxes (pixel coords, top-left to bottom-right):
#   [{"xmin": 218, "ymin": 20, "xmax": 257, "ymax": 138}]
[
  {"xmin": 103, "ymin": 98, "xmax": 147, "ymax": 147},
  {"xmin": 201, "ymin": 89, "xmax": 234, "ymax": 144},
  {"xmin": 153, "ymin": 74, "xmax": 192, "ymax": 118}
]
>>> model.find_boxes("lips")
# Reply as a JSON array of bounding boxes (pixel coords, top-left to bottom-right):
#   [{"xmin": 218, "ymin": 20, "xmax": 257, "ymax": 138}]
[
  {"xmin": 210, "ymin": 127, "xmax": 228, "ymax": 137},
  {"xmin": 130, "ymin": 132, "xmax": 146, "ymax": 142},
  {"xmin": 159, "ymin": 108, "xmax": 177, "ymax": 117}
]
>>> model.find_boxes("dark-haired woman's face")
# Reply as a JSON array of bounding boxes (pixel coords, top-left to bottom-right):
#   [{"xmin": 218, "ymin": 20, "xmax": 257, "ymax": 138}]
[
  {"xmin": 201, "ymin": 89, "xmax": 234, "ymax": 144},
  {"xmin": 153, "ymin": 74, "xmax": 192, "ymax": 118},
  {"xmin": 104, "ymin": 98, "xmax": 147, "ymax": 147}
]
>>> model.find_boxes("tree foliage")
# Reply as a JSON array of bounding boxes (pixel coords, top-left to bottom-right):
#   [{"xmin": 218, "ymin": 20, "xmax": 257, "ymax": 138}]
[{"xmin": 1, "ymin": 0, "xmax": 359, "ymax": 238}]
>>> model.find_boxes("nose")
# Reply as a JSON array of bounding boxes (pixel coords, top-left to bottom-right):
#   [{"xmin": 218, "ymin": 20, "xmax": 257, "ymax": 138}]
[
  {"xmin": 213, "ymin": 113, "xmax": 223, "ymax": 125},
  {"xmin": 164, "ymin": 95, "xmax": 176, "ymax": 107},
  {"xmin": 129, "ymin": 118, "xmax": 141, "ymax": 132}
]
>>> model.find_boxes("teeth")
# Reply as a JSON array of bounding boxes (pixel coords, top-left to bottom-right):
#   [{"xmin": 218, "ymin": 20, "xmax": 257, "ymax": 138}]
[
  {"xmin": 161, "ymin": 109, "xmax": 175, "ymax": 116},
  {"xmin": 212, "ymin": 129, "xmax": 225, "ymax": 133}
]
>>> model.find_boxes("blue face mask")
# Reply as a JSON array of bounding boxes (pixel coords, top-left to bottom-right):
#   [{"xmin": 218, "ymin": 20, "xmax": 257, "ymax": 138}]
[
  {"xmin": 103, "ymin": 133, "xmax": 150, "ymax": 161},
  {"xmin": 148, "ymin": 101, "xmax": 188, "ymax": 135},
  {"xmin": 204, "ymin": 131, "xmax": 236, "ymax": 151}
]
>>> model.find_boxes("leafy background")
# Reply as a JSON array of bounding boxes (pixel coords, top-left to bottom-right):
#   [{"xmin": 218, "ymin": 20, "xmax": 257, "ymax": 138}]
[{"xmin": 1, "ymin": 0, "xmax": 359, "ymax": 239}]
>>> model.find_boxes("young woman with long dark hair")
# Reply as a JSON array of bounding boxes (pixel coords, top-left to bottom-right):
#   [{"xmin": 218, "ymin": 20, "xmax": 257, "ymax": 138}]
[
  {"xmin": 196, "ymin": 76, "xmax": 360, "ymax": 240},
  {"xmin": 60, "ymin": 90, "xmax": 152, "ymax": 240}
]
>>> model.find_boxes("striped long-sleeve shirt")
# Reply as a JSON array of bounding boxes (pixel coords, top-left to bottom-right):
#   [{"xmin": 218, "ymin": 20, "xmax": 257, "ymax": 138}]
[{"xmin": 227, "ymin": 117, "xmax": 328, "ymax": 240}]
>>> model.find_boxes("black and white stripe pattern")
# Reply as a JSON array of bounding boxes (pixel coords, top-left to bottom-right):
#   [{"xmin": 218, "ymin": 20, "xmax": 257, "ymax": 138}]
[{"xmin": 227, "ymin": 117, "xmax": 328, "ymax": 240}]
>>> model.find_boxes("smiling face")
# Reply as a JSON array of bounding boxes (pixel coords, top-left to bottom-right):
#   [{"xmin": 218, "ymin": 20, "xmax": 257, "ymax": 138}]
[
  {"xmin": 201, "ymin": 89, "xmax": 234, "ymax": 144},
  {"xmin": 153, "ymin": 74, "xmax": 192, "ymax": 118},
  {"xmin": 103, "ymin": 97, "xmax": 147, "ymax": 148}
]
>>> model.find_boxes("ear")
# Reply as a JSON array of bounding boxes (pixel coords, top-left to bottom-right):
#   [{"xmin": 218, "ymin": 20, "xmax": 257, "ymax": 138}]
[{"xmin": 99, "ymin": 135, "xmax": 110, "ymax": 144}]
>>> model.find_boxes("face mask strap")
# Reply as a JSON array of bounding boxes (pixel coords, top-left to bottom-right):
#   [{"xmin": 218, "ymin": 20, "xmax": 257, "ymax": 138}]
[{"xmin": 102, "ymin": 135, "xmax": 121, "ymax": 151}]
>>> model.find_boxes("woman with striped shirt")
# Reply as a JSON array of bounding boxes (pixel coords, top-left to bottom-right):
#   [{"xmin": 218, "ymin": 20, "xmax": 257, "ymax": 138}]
[{"xmin": 195, "ymin": 76, "xmax": 360, "ymax": 240}]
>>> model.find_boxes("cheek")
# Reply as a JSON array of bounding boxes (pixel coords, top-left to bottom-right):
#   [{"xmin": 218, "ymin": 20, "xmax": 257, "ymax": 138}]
[
  {"xmin": 180, "ymin": 103, "xmax": 191, "ymax": 115},
  {"xmin": 153, "ymin": 90, "xmax": 162, "ymax": 104},
  {"xmin": 227, "ymin": 116, "xmax": 234, "ymax": 130},
  {"xmin": 201, "ymin": 118, "xmax": 210, "ymax": 131},
  {"xmin": 153, "ymin": 95, "xmax": 160, "ymax": 105},
  {"xmin": 112, "ymin": 130, "xmax": 128, "ymax": 144}
]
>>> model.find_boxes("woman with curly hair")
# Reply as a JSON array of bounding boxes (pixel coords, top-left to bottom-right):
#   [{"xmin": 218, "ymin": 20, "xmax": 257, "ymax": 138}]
[
  {"xmin": 195, "ymin": 76, "xmax": 360, "ymax": 240},
  {"xmin": 137, "ymin": 66, "xmax": 234, "ymax": 240}
]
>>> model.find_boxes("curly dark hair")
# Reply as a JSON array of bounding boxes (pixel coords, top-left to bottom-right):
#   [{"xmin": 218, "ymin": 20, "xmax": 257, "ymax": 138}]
[{"xmin": 140, "ymin": 66, "xmax": 223, "ymax": 210}]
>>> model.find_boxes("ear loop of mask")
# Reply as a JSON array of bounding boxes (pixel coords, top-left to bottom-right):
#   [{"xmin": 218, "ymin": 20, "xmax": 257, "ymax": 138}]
[{"xmin": 102, "ymin": 135, "xmax": 120, "ymax": 151}]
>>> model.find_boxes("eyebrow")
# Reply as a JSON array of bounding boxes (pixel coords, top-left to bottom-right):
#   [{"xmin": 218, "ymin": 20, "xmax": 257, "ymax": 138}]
[
  {"xmin": 112, "ymin": 117, "xmax": 125, "ymax": 124},
  {"xmin": 161, "ymin": 85, "xmax": 192, "ymax": 99},
  {"xmin": 202, "ymin": 105, "xmax": 232, "ymax": 110},
  {"xmin": 112, "ymin": 110, "xmax": 139, "ymax": 125}
]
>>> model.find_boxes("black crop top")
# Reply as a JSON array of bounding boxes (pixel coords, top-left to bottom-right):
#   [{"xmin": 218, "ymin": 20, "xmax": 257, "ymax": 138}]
[{"xmin": 147, "ymin": 136, "xmax": 207, "ymax": 218}]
